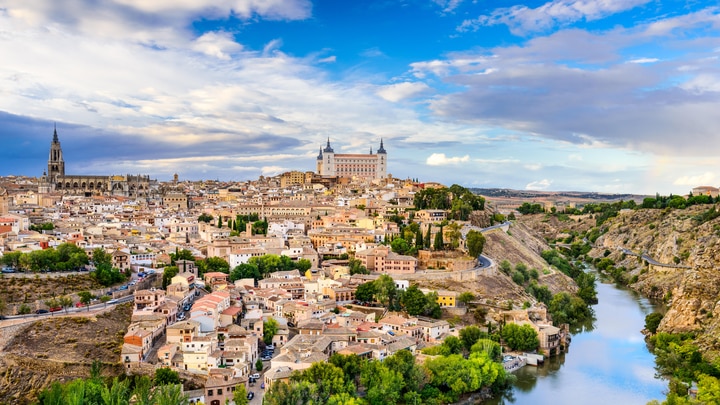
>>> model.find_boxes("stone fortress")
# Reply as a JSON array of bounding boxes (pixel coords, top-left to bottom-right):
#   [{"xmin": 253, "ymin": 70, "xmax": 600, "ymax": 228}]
[{"xmin": 316, "ymin": 138, "xmax": 387, "ymax": 180}]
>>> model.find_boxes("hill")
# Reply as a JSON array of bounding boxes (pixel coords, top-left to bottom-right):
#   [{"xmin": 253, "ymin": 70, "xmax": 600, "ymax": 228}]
[{"xmin": 0, "ymin": 304, "xmax": 132, "ymax": 404}]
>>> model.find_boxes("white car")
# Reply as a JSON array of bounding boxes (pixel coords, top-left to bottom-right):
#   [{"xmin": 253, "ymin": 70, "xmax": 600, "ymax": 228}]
[{"xmin": 250, "ymin": 373, "xmax": 260, "ymax": 379}]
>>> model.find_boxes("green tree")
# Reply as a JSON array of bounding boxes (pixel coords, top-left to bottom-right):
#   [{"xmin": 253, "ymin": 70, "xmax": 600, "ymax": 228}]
[
  {"xmin": 154, "ymin": 367, "xmax": 181, "ymax": 386},
  {"xmin": 415, "ymin": 227, "xmax": 424, "ymax": 250},
  {"xmin": 433, "ymin": 226, "xmax": 445, "ymax": 251},
  {"xmin": 78, "ymin": 291, "xmax": 94, "ymax": 311},
  {"xmin": 198, "ymin": 213, "xmax": 213, "ymax": 223},
  {"xmin": 443, "ymin": 335, "xmax": 463, "ymax": 355},
  {"xmin": 92, "ymin": 248, "xmax": 113, "ymax": 267},
  {"xmin": 100, "ymin": 377, "xmax": 130, "ymax": 405},
  {"xmin": 264, "ymin": 318, "xmax": 279, "ymax": 345},
  {"xmin": 400, "ymin": 285, "xmax": 427, "ymax": 316},
  {"xmin": 161, "ymin": 266, "xmax": 179, "ymax": 289},
  {"xmin": 232, "ymin": 383, "xmax": 249, "ymax": 405},
  {"xmin": 329, "ymin": 353, "xmax": 365, "ymax": 385},
  {"xmin": 18, "ymin": 303, "xmax": 31, "ymax": 315},
  {"xmin": 58, "ymin": 296, "xmax": 73, "ymax": 313},
  {"xmin": 169, "ymin": 249, "xmax": 194, "ymax": 265},
  {"xmin": 130, "ymin": 375, "xmax": 155, "ymax": 405},
  {"xmin": 645, "ymin": 312, "xmax": 663, "ymax": 334},
  {"xmin": 445, "ymin": 222, "xmax": 462, "ymax": 249},
  {"xmin": 466, "ymin": 230, "xmax": 486, "ymax": 258},
  {"xmin": 424, "ymin": 224, "xmax": 432, "ymax": 249},
  {"xmin": 457, "ymin": 292, "xmax": 475, "ymax": 307},
  {"xmin": 390, "ymin": 237, "xmax": 412, "ymax": 255},
  {"xmin": 153, "ymin": 384, "xmax": 189, "ymax": 405},
  {"xmin": 360, "ymin": 360, "xmax": 404, "ymax": 405},
  {"xmin": 374, "ymin": 274, "xmax": 398, "ymax": 309},
  {"xmin": 230, "ymin": 263, "xmax": 261, "ymax": 282},
  {"xmin": 348, "ymin": 258, "xmax": 368, "ymax": 275},
  {"xmin": 501, "ymin": 323, "xmax": 539, "ymax": 352},
  {"xmin": 196, "ymin": 257, "xmax": 230, "ymax": 276},
  {"xmin": 459, "ymin": 325, "xmax": 485, "ymax": 352},
  {"xmin": 291, "ymin": 362, "xmax": 350, "ymax": 403},
  {"xmin": 256, "ymin": 358, "xmax": 264, "ymax": 372},
  {"xmin": 355, "ymin": 282, "xmax": 376, "ymax": 303}
]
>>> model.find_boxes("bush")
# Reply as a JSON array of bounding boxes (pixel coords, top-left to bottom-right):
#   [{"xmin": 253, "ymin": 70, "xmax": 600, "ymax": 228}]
[{"xmin": 645, "ymin": 312, "xmax": 663, "ymax": 334}]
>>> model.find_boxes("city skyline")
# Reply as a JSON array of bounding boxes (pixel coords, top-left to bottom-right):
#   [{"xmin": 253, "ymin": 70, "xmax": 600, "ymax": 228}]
[{"xmin": 0, "ymin": 0, "xmax": 719, "ymax": 194}]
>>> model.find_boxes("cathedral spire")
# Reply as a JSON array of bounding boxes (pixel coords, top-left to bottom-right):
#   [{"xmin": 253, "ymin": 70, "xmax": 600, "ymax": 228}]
[
  {"xmin": 317, "ymin": 147, "xmax": 323, "ymax": 160},
  {"xmin": 53, "ymin": 123, "xmax": 59, "ymax": 142}
]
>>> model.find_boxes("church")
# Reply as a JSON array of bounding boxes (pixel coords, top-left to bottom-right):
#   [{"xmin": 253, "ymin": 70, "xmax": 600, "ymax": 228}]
[
  {"xmin": 41, "ymin": 126, "xmax": 156, "ymax": 198},
  {"xmin": 316, "ymin": 139, "xmax": 387, "ymax": 180}
]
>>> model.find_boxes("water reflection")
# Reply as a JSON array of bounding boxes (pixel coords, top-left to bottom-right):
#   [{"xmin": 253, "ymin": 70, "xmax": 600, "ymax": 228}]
[{"xmin": 482, "ymin": 276, "xmax": 666, "ymax": 405}]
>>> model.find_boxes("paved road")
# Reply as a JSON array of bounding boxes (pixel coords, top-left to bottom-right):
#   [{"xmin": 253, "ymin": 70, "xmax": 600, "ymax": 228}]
[{"xmin": 0, "ymin": 294, "xmax": 134, "ymax": 323}]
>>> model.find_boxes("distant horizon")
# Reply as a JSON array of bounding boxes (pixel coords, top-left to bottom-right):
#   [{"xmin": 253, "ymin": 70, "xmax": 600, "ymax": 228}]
[{"xmin": 1, "ymin": 1, "xmax": 719, "ymax": 195}]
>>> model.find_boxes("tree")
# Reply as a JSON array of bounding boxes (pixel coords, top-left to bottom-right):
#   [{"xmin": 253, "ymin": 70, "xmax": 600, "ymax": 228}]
[
  {"xmin": 444, "ymin": 335, "xmax": 463, "ymax": 355},
  {"xmin": 58, "ymin": 296, "xmax": 73, "ymax": 313},
  {"xmin": 291, "ymin": 362, "xmax": 349, "ymax": 404},
  {"xmin": 433, "ymin": 226, "xmax": 444, "ymax": 251},
  {"xmin": 154, "ymin": 367, "xmax": 181, "ymax": 386},
  {"xmin": 415, "ymin": 227, "xmax": 424, "ymax": 250},
  {"xmin": 198, "ymin": 213, "xmax": 213, "ymax": 223},
  {"xmin": 264, "ymin": 318, "xmax": 279, "ymax": 345},
  {"xmin": 390, "ymin": 237, "xmax": 412, "ymax": 255},
  {"xmin": 92, "ymin": 248, "xmax": 113, "ymax": 268},
  {"xmin": 645, "ymin": 312, "xmax": 663, "ymax": 334},
  {"xmin": 78, "ymin": 291, "xmax": 94, "ymax": 311},
  {"xmin": 400, "ymin": 285, "xmax": 427, "ymax": 316},
  {"xmin": 329, "ymin": 353, "xmax": 365, "ymax": 385},
  {"xmin": 457, "ymin": 292, "xmax": 475, "ymax": 307},
  {"xmin": 232, "ymin": 383, "xmax": 249, "ymax": 405},
  {"xmin": 348, "ymin": 258, "xmax": 368, "ymax": 275},
  {"xmin": 161, "ymin": 266, "xmax": 179, "ymax": 289},
  {"xmin": 169, "ymin": 249, "xmax": 194, "ymax": 265},
  {"xmin": 501, "ymin": 323, "xmax": 539, "ymax": 352},
  {"xmin": 424, "ymin": 224, "xmax": 432, "ymax": 249},
  {"xmin": 360, "ymin": 360, "xmax": 404, "ymax": 405},
  {"xmin": 459, "ymin": 325, "xmax": 485, "ymax": 351},
  {"xmin": 230, "ymin": 263, "xmax": 261, "ymax": 282},
  {"xmin": 445, "ymin": 222, "xmax": 462, "ymax": 249},
  {"xmin": 196, "ymin": 257, "xmax": 230, "ymax": 276},
  {"xmin": 466, "ymin": 230, "xmax": 486, "ymax": 258},
  {"xmin": 100, "ymin": 377, "xmax": 130, "ymax": 405},
  {"xmin": 256, "ymin": 358, "xmax": 264, "ymax": 372},
  {"xmin": 130, "ymin": 376, "xmax": 155, "ymax": 405},
  {"xmin": 18, "ymin": 303, "xmax": 31, "ymax": 315},
  {"xmin": 355, "ymin": 282, "xmax": 376, "ymax": 303},
  {"xmin": 100, "ymin": 295, "xmax": 112, "ymax": 307},
  {"xmin": 153, "ymin": 384, "xmax": 189, "ymax": 405},
  {"xmin": 374, "ymin": 274, "xmax": 398, "ymax": 309}
]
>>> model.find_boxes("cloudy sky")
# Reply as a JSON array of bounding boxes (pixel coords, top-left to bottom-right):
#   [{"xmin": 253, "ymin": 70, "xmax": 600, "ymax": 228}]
[{"xmin": 0, "ymin": 0, "xmax": 718, "ymax": 195}]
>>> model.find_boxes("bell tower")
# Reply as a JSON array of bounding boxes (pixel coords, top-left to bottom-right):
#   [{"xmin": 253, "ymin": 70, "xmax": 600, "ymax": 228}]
[{"xmin": 48, "ymin": 124, "xmax": 65, "ymax": 184}]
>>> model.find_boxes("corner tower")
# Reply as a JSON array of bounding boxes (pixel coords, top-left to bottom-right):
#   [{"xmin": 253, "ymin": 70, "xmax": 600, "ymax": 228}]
[
  {"xmin": 376, "ymin": 139, "xmax": 387, "ymax": 178},
  {"xmin": 48, "ymin": 124, "xmax": 65, "ymax": 183}
]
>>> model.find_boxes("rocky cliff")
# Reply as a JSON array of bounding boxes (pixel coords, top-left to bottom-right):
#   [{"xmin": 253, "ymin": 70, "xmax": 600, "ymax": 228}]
[{"xmin": 520, "ymin": 205, "xmax": 720, "ymax": 361}]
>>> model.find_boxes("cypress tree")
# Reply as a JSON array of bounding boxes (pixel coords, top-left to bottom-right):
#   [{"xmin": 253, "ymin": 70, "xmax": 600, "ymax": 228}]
[{"xmin": 424, "ymin": 224, "xmax": 432, "ymax": 249}]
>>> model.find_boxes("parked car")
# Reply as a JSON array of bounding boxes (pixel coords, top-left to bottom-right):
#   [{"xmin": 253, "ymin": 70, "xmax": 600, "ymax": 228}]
[
  {"xmin": 49, "ymin": 307, "xmax": 62, "ymax": 312},
  {"xmin": 119, "ymin": 285, "xmax": 129, "ymax": 290},
  {"xmin": 36, "ymin": 309, "xmax": 49, "ymax": 314},
  {"xmin": 250, "ymin": 373, "xmax": 260, "ymax": 379},
  {"xmin": 287, "ymin": 322, "xmax": 295, "ymax": 327},
  {"xmin": 75, "ymin": 302, "xmax": 86, "ymax": 308},
  {"xmin": 107, "ymin": 299, "xmax": 119, "ymax": 304},
  {"xmin": 266, "ymin": 344, "xmax": 275, "ymax": 350},
  {"xmin": 1, "ymin": 267, "xmax": 16, "ymax": 273},
  {"xmin": 247, "ymin": 392, "xmax": 254, "ymax": 400},
  {"xmin": 261, "ymin": 382, "xmax": 265, "ymax": 389}
]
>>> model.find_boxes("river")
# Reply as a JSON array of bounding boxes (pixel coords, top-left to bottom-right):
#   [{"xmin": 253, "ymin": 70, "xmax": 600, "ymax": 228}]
[{"xmin": 485, "ymin": 276, "xmax": 666, "ymax": 405}]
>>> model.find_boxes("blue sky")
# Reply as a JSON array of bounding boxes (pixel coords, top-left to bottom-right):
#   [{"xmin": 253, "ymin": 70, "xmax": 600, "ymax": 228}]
[{"xmin": 0, "ymin": 0, "xmax": 719, "ymax": 194}]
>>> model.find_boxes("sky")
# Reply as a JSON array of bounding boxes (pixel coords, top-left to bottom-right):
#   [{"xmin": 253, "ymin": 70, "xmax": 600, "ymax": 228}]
[{"xmin": 0, "ymin": 0, "xmax": 719, "ymax": 195}]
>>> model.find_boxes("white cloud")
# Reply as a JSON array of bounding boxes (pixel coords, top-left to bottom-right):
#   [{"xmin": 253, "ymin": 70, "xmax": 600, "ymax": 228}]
[
  {"xmin": 568, "ymin": 154, "xmax": 583, "ymax": 161},
  {"xmin": 376, "ymin": 82, "xmax": 431, "ymax": 102},
  {"xmin": 673, "ymin": 172, "xmax": 716, "ymax": 186},
  {"xmin": 433, "ymin": 0, "xmax": 465, "ymax": 13},
  {"xmin": 261, "ymin": 166, "xmax": 285, "ymax": 176},
  {"xmin": 524, "ymin": 163, "xmax": 543, "ymax": 171},
  {"xmin": 426, "ymin": 153, "xmax": 470, "ymax": 166},
  {"xmin": 192, "ymin": 31, "xmax": 242, "ymax": 60},
  {"xmin": 526, "ymin": 179, "xmax": 552, "ymax": 190},
  {"xmin": 627, "ymin": 57, "xmax": 659, "ymax": 64},
  {"xmin": 318, "ymin": 55, "xmax": 336, "ymax": 63},
  {"xmin": 459, "ymin": 0, "xmax": 651, "ymax": 35}
]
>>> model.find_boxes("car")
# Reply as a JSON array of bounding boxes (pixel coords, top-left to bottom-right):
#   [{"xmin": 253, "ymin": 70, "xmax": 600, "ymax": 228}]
[
  {"xmin": 119, "ymin": 285, "xmax": 129, "ymax": 290},
  {"xmin": 183, "ymin": 305, "xmax": 191, "ymax": 311},
  {"xmin": 1, "ymin": 267, "xmax": 16, "ymax": 273},
  {"xmin": 177, "ymin": 313, "xmax": 186, "ymax": 321},
  {"xmin": 287, "ymin": 322, "xmax": 295, "ymax": 327},
  {"xmin": 247, "ymin": 392, "xmax": 254, "ymax": 400},
  {"xmin": 261, "ymin": 382, "xmax": 265, "ymax": 389},
  {"xmin": 250, "ymin": 373, "xmax": 260, "ymax": 379},
  {"xmin": 261, "ymin": 356, "xmax": 272, "ymax": 361},
  {"xmin": 138, "ymin": 272, "xmax": 146, "ymax": 278},
  {"xmin": 266, "ymin": 344, "xmax": 275, "ymax": 350},
  {"xmin": 75, "ymin": 302, "xmax": 86, "ymax": 308},
  {"xmin": 36, "ymin": 309, "xmax": 49, "ymax": 314},
  {"xmin": 49, "ymin": 307, "xmax": 62, "ymax": 312},
  {"xmin": 107, "ymin": 299, "xmax": 119, "ymax": 304}
]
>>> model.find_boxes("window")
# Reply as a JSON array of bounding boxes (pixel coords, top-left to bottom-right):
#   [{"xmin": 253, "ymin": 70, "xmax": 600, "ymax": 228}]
[{"xmin": 208, "ymin": 390, "xmax": 213, "ymax": 396}]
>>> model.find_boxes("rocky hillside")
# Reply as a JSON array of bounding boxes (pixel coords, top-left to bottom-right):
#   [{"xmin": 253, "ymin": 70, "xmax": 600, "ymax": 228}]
[
  {"xmin": 416, "ymin": 222, "xmax": 578, "ymax": 310},
  {"xmin": 519, "ymin": 205, "xmax": 720, "ymax": 361},
  {"xmin": 0, "ymin": 304, "xmax": 132, "ymax": 404}
]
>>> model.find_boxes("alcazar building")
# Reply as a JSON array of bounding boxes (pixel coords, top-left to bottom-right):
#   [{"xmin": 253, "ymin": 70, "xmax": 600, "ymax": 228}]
[
  {"xmin": 316, "ymin": 139, "xmax": 387, "ymax": 180},
  {"xmin": 40, "ymin": 126, "xmax": 157, "ymax": 198}
]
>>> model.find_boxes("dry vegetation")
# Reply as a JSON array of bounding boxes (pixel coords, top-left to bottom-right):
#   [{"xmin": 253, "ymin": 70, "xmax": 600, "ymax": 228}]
[{"xmin": 0, "ymin": 273, "xmax": 104, "ymax": 305}]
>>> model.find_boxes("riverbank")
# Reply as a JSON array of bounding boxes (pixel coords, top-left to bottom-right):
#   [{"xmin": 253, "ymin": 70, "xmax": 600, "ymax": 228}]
[{"xmin": 483, "ymin": 275, "xmax": 666, "ymax": 405}]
